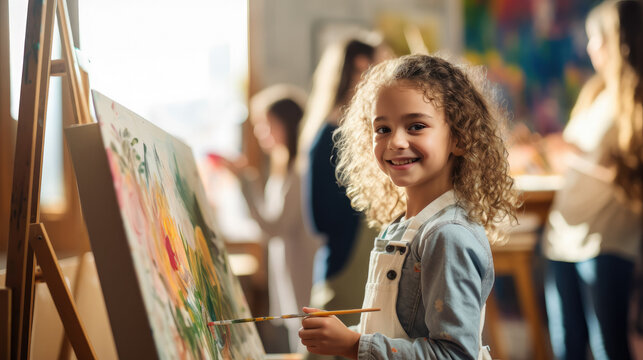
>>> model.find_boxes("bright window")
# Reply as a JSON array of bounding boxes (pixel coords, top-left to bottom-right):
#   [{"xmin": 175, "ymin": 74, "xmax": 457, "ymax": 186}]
[
  {"xmin": 79, "ymin": 0, "xmax": 249, "ymax": 158},
  {"xmin": 9, "ymin": 0, "xmax": 251, "ymax": 234},
  {"xmin": 78, "ymin": 0, "xmax": 257, "ymax": 241}
]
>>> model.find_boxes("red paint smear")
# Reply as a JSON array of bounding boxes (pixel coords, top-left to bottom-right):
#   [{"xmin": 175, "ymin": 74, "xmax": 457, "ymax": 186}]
[
  {"xmin": 165, "ymin": 235, "xmax": 179, "ymax": 270},
  {"xmin": 207, "ymin": 153, "xmax": 223, "ymax": 167}
]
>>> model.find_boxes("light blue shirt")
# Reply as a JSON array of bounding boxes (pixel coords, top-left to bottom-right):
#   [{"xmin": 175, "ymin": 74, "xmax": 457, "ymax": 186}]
[{"xmin": 357, "ymin": 203, "xmax": 494, "ymax": 359}]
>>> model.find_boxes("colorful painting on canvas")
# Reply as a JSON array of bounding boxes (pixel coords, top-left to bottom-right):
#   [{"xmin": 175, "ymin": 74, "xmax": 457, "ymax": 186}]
[
  {"xmin": 464, "ymin": 0, "xmax": 601, "ymax": 134},
  {"xmin": 90, "ymin": 91, "xmax": 264, "ymax": 359}
]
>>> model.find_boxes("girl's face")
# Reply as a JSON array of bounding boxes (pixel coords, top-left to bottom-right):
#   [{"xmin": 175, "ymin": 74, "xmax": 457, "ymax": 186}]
[
  {"xmin": 586, "ymin": 21, "xmax": 608, "ymax": 75},
  {"xmin": 371, "ymin": 82, "xmax": 459, "ymax": 197},
  {"xmin": 252, "ymin": 112, "xmax": 285, "ymax": 153}
]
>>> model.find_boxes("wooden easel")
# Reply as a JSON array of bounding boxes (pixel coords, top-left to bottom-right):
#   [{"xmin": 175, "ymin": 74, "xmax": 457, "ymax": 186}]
[{"xmin": 3, "ymin": 0, "xmax": 95, "ymax": 358}]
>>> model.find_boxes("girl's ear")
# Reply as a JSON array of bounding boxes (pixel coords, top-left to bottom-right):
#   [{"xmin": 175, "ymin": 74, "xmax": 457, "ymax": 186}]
[{"xmin": 450, "ymin": 138, "xmax": 465, "ymax": 156}]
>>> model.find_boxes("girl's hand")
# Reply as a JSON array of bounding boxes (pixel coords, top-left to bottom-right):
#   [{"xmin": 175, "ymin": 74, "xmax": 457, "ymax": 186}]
[
  {"xmin": 298, "ymin": 307, "xmax": 361, "ymax": 359},
  {"xmin": 217, "ymin": 155, "xmax": 260, "ymax": 181},
  {"xmin": 217, "ymin": 155, "xmax": 248, "ymax": 177}
]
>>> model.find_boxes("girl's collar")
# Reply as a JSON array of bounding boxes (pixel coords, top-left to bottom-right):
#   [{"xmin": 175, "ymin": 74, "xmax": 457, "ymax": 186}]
[
  {"xmin": 383, "ymin": 190, "xmax": 457, "ymax": 240},
  {"xmin": 398, "ymin": 190, "xmax": 457, "ymax": 243},
  {"xmin": 406, "ymin": 190, "xmax": 456, "ymax": 224}
]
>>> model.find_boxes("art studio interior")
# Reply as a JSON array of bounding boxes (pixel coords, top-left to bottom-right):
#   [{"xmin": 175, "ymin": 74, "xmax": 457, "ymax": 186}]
[{"xmin": 1, "ymin": 0, "xmax": 643, "ymax": 359}]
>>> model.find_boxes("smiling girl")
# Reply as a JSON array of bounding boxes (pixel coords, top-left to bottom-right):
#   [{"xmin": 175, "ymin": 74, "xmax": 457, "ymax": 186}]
[{"xmin": 297, "ymin": 54, "xmax": 519, "ymax": 359}]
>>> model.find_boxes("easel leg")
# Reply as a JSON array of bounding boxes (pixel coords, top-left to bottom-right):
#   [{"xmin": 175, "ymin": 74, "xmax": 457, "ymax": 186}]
[
  {"xmin": 5, "ymin": 0, "xmax": 55, "ymax": 357},
  {"xmin": 56, "ymin": 0, "xmax": 91, "ymax": 125},
  {"xmin": 30, "ymin": 223, "xmax": 96, "ymax": 360},
  {"xmin": 20, "ymin": 250, "xmax": 36, "ymax": 359},
  {"xmin": 58, "ymin": 254, "xmax": 87, "ymax": 360},
  {"xmin": 0, "ymin": 288, "xmax": 10, "ymax": 359},
  {"xmin": 5, "ymin": 0, "xmax": 47, "ymax": 356}
]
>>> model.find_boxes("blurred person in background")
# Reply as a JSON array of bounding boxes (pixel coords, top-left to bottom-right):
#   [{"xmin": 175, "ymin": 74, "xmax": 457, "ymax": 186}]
[
  {"xmin": 542, "ymin": 1, "xmax": 643, "ymax": 359},
  {"xmin": 223, "ymin": 84, "xmax": 321, "ymax": 353},
  {"xmin": 297, "ymin": 33, "xmax": 392, "ymax": 360}
]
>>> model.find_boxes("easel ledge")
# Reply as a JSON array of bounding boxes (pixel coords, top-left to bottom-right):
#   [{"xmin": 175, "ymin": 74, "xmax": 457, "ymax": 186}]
[{"xmin": 2, "ymin": 0, "xmax": 94, "ymax": 358}]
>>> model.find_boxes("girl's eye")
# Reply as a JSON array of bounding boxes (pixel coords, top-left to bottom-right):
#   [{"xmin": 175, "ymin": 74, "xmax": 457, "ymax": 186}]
[
  {"xmin": 375, "ymin": 126, "xmax": 390, "ymax": 134},
  {"xmin": 409, "ymin": 123, "xmax": 427, "ymax": 131}
]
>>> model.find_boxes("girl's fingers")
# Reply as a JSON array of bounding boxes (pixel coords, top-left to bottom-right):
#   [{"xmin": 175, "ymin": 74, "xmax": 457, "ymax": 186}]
[
  {"xmin": 305, "ymin": 346, "xmax": 319, "ymax": 354},
  {"xmin": 299, "ymin": 327, "xmax": 326, "ymax": 338},
  {"xmin": 302, "ymin": 306, "xmax": 322, "ymax": 313},
  {"xmin": 300, "ymin": 338, "xmax": 318, "ymax": 346},
  {"xmin": 298, "ymin": 329, "xmax": 317, "ymax": 339},
  {"xmin": 301, "ymin": 317, "xmax": 329, "ymax": 328}
]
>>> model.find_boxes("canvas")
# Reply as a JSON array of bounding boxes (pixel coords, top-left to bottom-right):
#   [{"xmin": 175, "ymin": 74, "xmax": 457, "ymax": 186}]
[
  {"xmin": 464, "ymin": 0, "xmax": 601, "ymax": 134},
  {"xmin": 67, "ymin": 91, "xmax": 265, "ymax": 359}
]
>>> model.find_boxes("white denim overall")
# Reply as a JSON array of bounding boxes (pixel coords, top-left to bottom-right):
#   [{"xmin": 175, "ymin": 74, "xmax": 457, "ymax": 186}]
[{"xmin": 357, "ymin": 191, "xmax": 492, "ymax": 360}]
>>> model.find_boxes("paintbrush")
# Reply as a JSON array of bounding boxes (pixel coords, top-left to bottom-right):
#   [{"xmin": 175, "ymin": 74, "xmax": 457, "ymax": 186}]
[{"xmin": 208, "ymin": 307, "xmax": 380, "ymax": 326}]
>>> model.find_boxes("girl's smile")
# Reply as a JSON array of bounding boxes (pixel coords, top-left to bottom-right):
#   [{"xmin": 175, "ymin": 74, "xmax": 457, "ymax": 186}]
[{"xmin": 387, "ymin": 157, "xmax": 420, "ymax": 167}]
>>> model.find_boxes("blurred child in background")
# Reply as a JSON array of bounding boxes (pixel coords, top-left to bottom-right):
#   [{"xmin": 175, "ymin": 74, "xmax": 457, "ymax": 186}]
[
  {"xmin": 223, "ymin": 84, "xmax": 321, "ymax": 353},
  {"xmin": 542, "ymin": 1, "xmax": 643, "ymax": 359}
]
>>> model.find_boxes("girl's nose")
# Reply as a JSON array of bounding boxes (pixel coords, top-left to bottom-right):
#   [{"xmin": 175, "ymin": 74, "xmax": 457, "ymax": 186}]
[{"xmin": 388, "ymin": 129, "xmax": 409, "ymax": 150}]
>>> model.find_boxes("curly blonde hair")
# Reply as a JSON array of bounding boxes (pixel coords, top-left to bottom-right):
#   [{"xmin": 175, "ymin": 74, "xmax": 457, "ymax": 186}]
[{"xmin": 334, "ymin": 54, "xmax": 520, "ymax": 240}]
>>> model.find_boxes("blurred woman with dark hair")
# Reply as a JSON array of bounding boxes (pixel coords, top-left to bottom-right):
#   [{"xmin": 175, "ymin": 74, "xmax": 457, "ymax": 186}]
[{"xmin": 297, "ymin": 34, "xmax": 392, "ymax": 354}]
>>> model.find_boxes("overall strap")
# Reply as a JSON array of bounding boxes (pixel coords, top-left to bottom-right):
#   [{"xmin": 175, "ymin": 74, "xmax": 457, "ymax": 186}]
[
  {"xmin": 400, "ymin": 190, "xmax": 456, "ymax": 243},
  {"xmin": 478, "ymin": 304, "xmax": 492, "ymax": 360}
]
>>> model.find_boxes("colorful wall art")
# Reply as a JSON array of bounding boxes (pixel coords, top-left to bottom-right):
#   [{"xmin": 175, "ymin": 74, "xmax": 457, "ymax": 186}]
[
  {"xmin": 464, "ymin": 0, "xmax": 601, "ymax": 134},
  {"xmin": 67, "ymin": 91, "xmax": 264, "ymax": 359}
]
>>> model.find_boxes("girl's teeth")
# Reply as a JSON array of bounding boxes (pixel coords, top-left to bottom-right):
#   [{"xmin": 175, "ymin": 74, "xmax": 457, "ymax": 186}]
[{"xmin": 391, "ymin": 159, "xmax": 415, "ymax": 165}]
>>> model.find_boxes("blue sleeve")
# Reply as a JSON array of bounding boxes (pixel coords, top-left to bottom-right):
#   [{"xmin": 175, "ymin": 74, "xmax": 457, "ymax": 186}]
[{"xmin": 357, "ymin": 223, "xmax": 491, "ymax": 360}]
